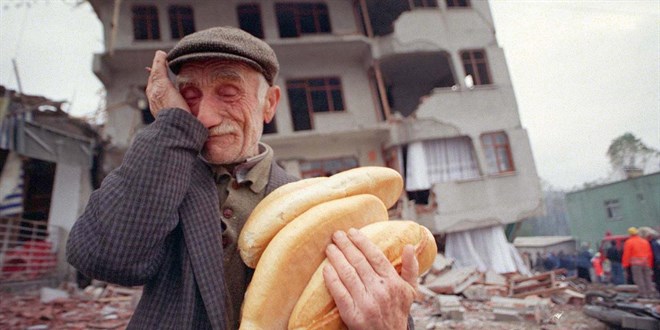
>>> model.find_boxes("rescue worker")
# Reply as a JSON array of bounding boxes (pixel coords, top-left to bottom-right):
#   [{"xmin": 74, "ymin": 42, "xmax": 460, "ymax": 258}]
[{"xmin": 622, "ymin": 227, "xmax": 658, "ymax": 299}]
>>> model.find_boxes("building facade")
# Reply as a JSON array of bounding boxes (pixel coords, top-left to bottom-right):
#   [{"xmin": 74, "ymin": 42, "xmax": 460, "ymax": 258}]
[
  {"xmin": 88, "ymin": 0, "xmax": 542, "ymax": 236},
  {"xmin": 566, "ymin": 172, "xmax": 660, "ymax": 248}
]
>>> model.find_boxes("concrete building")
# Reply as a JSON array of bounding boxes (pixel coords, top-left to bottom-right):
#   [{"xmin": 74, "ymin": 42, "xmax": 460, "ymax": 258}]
[
  {"xmin": 0, "ymin": 86, "xmax": 98, "ymax": 287},
  {"xmin": 87, "ymin": 0, "xmax": 542, "ymax": 270},
  {"xmin": 566, "ymin": 172, "xmax": 660, "ymax": 249}
]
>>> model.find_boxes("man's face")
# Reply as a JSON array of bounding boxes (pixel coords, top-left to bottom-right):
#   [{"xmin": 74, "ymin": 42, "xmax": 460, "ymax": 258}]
[{"xmin": 176, "ymin": 60, "xmax": 279, "ymax": 164}]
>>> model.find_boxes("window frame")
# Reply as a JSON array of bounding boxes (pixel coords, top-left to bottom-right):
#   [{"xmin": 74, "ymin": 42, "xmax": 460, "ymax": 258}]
[
  {"xmin": 446, "ymin": 0, "xmax": 471, "ymax": 8},
  {"xmin": 299, "ymin": 156, "xmax": 359, "ymax": 178},
  {"xmin": 286, "ymin": 77, "xmax": 346, "ymax": 131},
  {"xmin": 168, "ymin": 5, "xmax": 195, "ymax": 39},
  {"xmin": 237, "ymin": 3, "xmax": 265, "ymax": 39},
  {"xmin": 480, "ymin": 131, "xmax": 515, "ymax": 174},
  {"xmin": 460, "ymin": 49, "xmax": 492, "ymax": 86},
  {"xmin": 604, "ymin": 199, "xmax": 623, "ymax": 221},
  {"xmin": 412, "ymin": 0, "xmax": 439, "ymax": 8},
  {"xmin": 132, "ymin": 5, "xmax": 161, "ymax": 41},
  {"xmin": 275, "ymin": 2, "xmax": 332, "ymax": 38}
]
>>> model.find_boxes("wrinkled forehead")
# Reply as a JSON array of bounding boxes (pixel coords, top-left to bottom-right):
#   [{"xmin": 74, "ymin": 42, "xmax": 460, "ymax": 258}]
[{"xmin": 176, "ymin": 59, "xmax": 262, "ymax": 86}]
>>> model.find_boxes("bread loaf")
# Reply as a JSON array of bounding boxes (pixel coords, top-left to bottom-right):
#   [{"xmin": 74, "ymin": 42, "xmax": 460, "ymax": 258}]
[
  {"xmin": 239, "ymin": 194, "xmax": 388, "ymax": 330},
  {"xmin": 238, "ymin": 167, "xmax": 403, "ymax": 268},
  {"xmin": 288, "ymin": 221, "xmax": 437, "ymax": 330}
]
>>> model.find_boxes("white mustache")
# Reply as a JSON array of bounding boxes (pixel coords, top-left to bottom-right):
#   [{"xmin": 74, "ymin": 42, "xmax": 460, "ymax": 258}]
[{"xmin": 208, "ymin": 122, "xmax": 237, "ymax": 136}]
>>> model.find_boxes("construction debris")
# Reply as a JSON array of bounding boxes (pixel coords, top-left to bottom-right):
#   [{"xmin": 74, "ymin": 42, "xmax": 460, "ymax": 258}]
[
  {"xmin": 413, "ymin": 253, "xmax": 657, "ymax": 329},
  {"xmin": 425, "ymin": 267, "xmax": 481, "ymax": 294},
  {"xmin": 0, "ymin": 283, "xmax": 141, "ymax": 329}
]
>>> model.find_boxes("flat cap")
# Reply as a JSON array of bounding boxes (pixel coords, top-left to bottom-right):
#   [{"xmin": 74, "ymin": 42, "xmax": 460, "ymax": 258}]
[{"xmin": 167, "ymin": 26, "xmax": 279, "ymax": 85}]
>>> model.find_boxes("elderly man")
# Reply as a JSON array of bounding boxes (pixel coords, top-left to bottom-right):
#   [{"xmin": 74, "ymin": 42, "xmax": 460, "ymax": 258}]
[{"xmin": 67, "ymin": 26, "xmax": 417, "ymax": 329}]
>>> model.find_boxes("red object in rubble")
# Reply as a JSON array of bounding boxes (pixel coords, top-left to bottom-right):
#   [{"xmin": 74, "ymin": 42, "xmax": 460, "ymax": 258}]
[{"xmin": 1, "ymin": 240, "xmax": 57, "ymax": 280}]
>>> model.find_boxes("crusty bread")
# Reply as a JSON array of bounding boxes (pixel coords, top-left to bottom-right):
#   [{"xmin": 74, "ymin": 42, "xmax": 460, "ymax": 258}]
[
  {"xmin": 258, "ymin": 177, "xmax": 327, "ymax": 206},
  {"xmin": 288, "ymin": 221, "xmax": 437, "ymax": 330},
  {"xmin": 238, "ymin": 167, "xmax": 403, "ymax": 268},
  {"xmin": 239, "ymin": 195, "xmax": 388, "ymax": 330}
]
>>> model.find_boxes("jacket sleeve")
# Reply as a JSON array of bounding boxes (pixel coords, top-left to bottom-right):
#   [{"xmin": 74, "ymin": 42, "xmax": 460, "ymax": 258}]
[{"xmin": 66, "ymin": 108, "xmax": 207, "ymax": 286}]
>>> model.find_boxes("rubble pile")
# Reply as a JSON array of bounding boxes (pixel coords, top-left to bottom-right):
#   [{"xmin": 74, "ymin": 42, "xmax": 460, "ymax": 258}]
[
  {"xmin": 411, "ymin": 254, "xmax": 610, "ymax": 330},
  {"xmin": 0, "ymin": 283, "xmax": 141, "ymax": 330}
]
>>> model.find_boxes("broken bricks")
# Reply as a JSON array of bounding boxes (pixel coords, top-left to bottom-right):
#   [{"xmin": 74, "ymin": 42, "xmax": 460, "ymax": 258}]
[{"xmin": 0, "ymin": 283, "xmax": 141, "ymax": 329}]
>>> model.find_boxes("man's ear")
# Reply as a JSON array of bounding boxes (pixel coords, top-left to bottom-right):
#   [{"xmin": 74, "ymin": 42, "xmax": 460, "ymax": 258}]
[{"xmin": 263, "ymin": 85, "xmax": 281, "ymax": 123}]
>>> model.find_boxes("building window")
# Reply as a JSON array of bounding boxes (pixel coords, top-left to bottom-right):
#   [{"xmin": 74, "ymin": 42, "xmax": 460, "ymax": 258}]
[
  {"xmin": 604, "ymin": 199, "xmax": 622, "ymax": 220},
  {"xmin": 446, "ymin": 0, "xmax": 470, "ymax": 8},
  {"xmin": 238, "ymin": 4, "xmax": 264, "ymax": 38},
  {"xmin": 132, "ymin": 5, "xmax": 160, "ymax": 40},
  {"xmin": 413, "ymin": 0, "xmax": 439, "ymax": 8},
  {"xmin": 287, "ymin": 77, "xmax": 345, "ymax": 131},
  {"xmin": 300, "ymin": 157, "xmax": 358, "ymax": 178},
  {"xmin": 168, "ymin": 5, "xmax": 195, "ymax": 39},
  {"xmin": 276, "ymin": 3, "xmax": 332, "ymax": 38},
  {"xmin": 461, "ymin": 49, "xmax": 491, "ymax": 86},
  {"xmin": 405, "ymin": 137, "xmax": 480, "ymax": 192},
  {"xmin": 481, "ymin": 132, "xmax": 515, "ymax": 174}
]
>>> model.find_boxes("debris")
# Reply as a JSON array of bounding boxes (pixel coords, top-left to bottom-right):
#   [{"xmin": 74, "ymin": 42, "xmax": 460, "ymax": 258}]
[
  {"xmin": 426, "ymin": 267, "xmax": 481, "ymax": 294},
  {"xmin": 482, "ymin": 270, "xmax": 507, "ymax": 286},
  {"xmin": 509, "ymin": 269, "xmax": 568, "ymax": 298},
  {"xmin": 39, "ymin": 287, "xmax": 69, "ymax": 304},
  {"xmin": 436, "ymin": 295, "xmax": 464, "ymax": 320},
  {"xmin": 0, "ymin": 282, "xmax": 141, "ymax": 329},
  {"xmin": 551, "ymin": 289, "xmax": 585, "ymax": 305},
  {"xmin": 462, "ymin": 284, "xmax": 507, "ymax": 301},
  {"xmin": 491, "ymin": 296, "xmax": 553, "ymax": 324}
]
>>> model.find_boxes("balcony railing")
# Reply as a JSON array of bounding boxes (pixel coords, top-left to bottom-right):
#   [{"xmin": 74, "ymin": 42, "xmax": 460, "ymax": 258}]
[{"xmin": 0, "ymin": 217, "xmax": 58, "ymax": 283}]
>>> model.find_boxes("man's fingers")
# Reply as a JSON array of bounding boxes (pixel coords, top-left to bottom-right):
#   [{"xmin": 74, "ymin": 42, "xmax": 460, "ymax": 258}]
[
  {"xmin": 325, "ymin": 243, "xmax": 366, "ymax": 298},
  {"xmin": 145, "ymin": 50, "xmax": 189, "ymax": 115},
  {"xmin": 346, "ymin": 228, "xmax": 397, "ymax": 278},
  {"xmin": 332, "ymin": 230, "xmax": 383, "ymax": 283},
  {"xmin": 148, "ymin": 50, "xmax": 169, "ymax": 82},
  {"xmin": 322, "ymin": 263, "xmax": 354, "ymax": 316},
  {"xmin": 400, "ymin": 244, "xmax": 419, "ymax": 288}
]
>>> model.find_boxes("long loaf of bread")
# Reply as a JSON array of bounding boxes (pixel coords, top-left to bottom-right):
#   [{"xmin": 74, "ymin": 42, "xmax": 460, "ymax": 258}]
[
  {"xmin": 238, "ymin": 167, "xmax": 403, "ymax": 268},
  {"xmin": 239, "ymin": 194, "xmax": 389, "ymax": 330},
  {"xmin": 288, "ymin": 221, "xmax": 437, "ymax": 330}
]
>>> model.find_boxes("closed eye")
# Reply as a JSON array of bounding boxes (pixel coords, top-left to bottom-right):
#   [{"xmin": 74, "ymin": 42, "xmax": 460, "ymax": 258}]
[
  {"xmin": 217, "ymin": 85, "xmax": 240, "ymax": 99},
  {"xmin": 181, "ymin": 86, "xmax": 201, "ymax": 103}
]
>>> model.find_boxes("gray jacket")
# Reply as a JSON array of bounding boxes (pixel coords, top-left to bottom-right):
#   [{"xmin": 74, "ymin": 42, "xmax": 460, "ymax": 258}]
[{"xmin": 67, "ymin": 108, "xmax": 296, "ymax": 329}]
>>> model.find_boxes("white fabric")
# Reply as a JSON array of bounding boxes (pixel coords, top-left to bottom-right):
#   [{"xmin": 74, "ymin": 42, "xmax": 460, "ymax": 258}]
[
  {"xmin": 405, "ymin": 137, "xmax": 480, "ymax": 191},
  {"xmin": 0, "ymin": 151, "xmax": 24, "ymax": 216},
  {"xmin": 446, "ymin": 226, "xmax": 526, "ymax": 274},
  {"xmin": 405, "ymin": 141, "xmax": 430, "ymax": 190},
  {"xmin": 423, "ymin": 137, "xmax": 480, "ymax": 184}
]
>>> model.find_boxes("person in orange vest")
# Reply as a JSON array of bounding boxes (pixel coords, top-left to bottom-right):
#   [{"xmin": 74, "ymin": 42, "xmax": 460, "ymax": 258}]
[
  {"xmin": 622, "ymin": 227, "xmax": 658, "ymax": 299},
  {"xmin": 591, "ymin": 252, "xmax": 604, "ymax": 283}
]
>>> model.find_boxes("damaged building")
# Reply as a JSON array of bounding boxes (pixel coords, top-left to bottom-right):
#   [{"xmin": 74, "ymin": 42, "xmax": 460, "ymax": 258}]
[
  {"xmin": 0, "ymin": 86, "xmax": 100, "ymax": 288},
  {"xmin": 88, "ymin": 0, "xmax": 542, "ymax": 272}
]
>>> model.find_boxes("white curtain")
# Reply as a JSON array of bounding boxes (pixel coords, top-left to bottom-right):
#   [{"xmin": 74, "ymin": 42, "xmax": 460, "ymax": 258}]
[
  {"xmin": 405, "ymin": 141, "xmax": 430, "ymax": 191},
  {"xmin": 445, "ymin": 225, "xmax": 529, "ymax": 274},
  {"xmin": 405, "ymin": 137, "xmax": 480, "ymax": 191}
]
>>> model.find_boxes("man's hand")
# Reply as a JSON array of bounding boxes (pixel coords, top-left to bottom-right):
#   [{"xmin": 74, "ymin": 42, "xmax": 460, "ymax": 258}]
[
  {"xmin": 145, "ymin": 50, "xmax": 189, "ymax": 117},
  {"xmin": 323, "ymin": 228, "xmax": 418, "ymax": 330}
]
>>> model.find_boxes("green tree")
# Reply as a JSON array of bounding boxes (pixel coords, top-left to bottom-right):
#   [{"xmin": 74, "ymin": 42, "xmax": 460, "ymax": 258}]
[{"xmin": 606, "ymin": 132, "xmax": 659, "ymax": 172}]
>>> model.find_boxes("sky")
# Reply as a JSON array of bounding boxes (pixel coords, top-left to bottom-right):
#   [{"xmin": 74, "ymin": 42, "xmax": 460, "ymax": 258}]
[{"xmin": 0, "ymin": 0, "xmax": 658, "ymax": 190}]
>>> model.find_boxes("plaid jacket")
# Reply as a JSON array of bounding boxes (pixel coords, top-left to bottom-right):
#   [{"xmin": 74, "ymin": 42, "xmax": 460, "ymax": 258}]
[{"xmin": 66, "ymin": 108, "xmax": 296, "ymax": 329}]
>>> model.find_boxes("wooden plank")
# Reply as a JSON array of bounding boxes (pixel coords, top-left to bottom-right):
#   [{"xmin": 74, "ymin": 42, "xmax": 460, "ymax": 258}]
[{"xmin": 511, "ymin": 285, "xmax": 568, "ymax": 298}]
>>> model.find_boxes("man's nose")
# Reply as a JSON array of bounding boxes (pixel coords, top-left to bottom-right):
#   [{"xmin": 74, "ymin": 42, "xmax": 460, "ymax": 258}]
[{"xmin": 195, "ymin": 97, "xmax": 220, "ymax": 128}]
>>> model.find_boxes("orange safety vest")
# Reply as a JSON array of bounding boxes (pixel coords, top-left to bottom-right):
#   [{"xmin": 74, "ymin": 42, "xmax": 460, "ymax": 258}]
[{"xmin": 622, "ymin": 235, "xmax": 653, "ymax": 268}]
